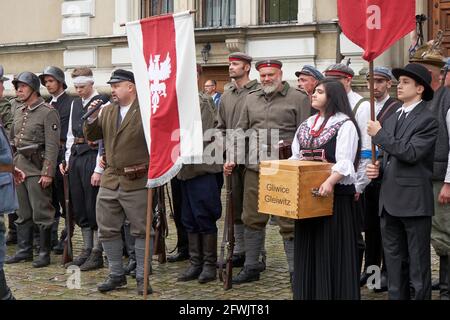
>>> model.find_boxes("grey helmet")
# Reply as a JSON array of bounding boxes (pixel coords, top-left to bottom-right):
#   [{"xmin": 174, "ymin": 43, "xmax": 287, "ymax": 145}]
[
  {"xmin": 39, "ymin": 66, "xmax": 67, "ymax": 89},
  {"xmin": 12, "ymin": 71, "xmax": 41, "ymax": 92},
  {"xmin": 0, "ymin": 65, "xmax": 9, "ymax": 81}
]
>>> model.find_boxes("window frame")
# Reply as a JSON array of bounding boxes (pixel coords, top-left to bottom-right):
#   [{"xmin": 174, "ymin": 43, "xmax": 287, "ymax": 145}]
[{"xmin": 260, "ymin": 0, "xmax": 298, "ymax": 25}]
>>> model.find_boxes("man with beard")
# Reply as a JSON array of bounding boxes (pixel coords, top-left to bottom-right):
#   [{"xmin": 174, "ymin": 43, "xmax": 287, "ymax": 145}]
[
  {"xmin": 216, "ymin": 52, "xmax": 260, "ymax": 269},
  {"xmin": 39, "ymin": 66, "xmax": 73, "ymax": 255},
  {"xmin": 224, "ymin": 59, "xmax": 310, "ymax": 284}
]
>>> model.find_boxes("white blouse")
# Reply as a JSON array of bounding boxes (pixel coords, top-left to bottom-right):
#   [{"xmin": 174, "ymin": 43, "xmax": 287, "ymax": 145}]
[{"xmin": 290, "ymin": 112, "xmax": 359, "ymax": 185}]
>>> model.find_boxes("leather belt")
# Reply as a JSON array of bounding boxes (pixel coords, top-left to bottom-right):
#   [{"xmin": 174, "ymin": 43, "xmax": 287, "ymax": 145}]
[
  {"xmin": 74, "ymin": 137, "xmax": 86, "ymax": 144},
  {"xmin": 0, "ymin": 163, "xmax": 14, "ymax": 173},
  {"xmin": 111, "ymin": 163, "xmax": 148, "ymax": 177}
]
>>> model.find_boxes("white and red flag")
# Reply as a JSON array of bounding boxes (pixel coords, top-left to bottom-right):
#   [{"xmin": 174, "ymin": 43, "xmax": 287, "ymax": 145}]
[
  {"xmin": 126, "ymin": 11, "xmax": 203, "ymax": 188},
  {"xmin": 338, "ymin": 0, "xmax": 415, "ymax": 61}
]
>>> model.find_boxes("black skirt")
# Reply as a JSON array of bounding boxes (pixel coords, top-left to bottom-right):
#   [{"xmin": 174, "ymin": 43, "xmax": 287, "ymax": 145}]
[{"xmin": 293, "ymin": 184, "xmax": 360, "ymax": 300}]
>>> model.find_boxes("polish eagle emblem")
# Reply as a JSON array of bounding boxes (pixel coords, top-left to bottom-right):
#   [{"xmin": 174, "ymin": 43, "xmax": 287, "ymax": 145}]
[{"xmin": 148, "ymin": 53, "xmax": 171, "ymax": 114}]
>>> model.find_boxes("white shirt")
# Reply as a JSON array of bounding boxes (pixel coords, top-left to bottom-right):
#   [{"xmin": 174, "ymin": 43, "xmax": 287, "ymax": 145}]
[
  {"xmin": 51, "ymin": 91, "xmax": 65, "ymax": 104},
  {"xmin": 352, "ymin": 93, "xmax": 392, "ymax": 193},
  {"xmin": 290, "ymin": 112, "xmax": 359, "ymax": 185},
  {"xmin": 65, "ymin": 90, "xmax": 104, "ymax": 174},
  {"xmin": 119, "ymin": 103, "xmax": 132, "ymax": 123},
  {"xmin": 396, "ymin": 99, "xmax": 422, "ymax": 118}
]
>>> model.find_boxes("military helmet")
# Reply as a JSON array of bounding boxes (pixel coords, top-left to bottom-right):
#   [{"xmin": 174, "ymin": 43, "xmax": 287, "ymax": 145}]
[
  {"xmin": 39, "ymin": 66, "xmax": 67, "ymax": 89},
  {"xmin": 12, "ymin": 71, "xmax": 41, "ymax": 92}
]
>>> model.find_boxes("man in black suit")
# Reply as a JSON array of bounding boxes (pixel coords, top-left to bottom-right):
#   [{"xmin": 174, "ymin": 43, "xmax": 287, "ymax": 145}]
[{"xmin": 366, "ymin": 63, "xmax": 439, "ymax": 300}]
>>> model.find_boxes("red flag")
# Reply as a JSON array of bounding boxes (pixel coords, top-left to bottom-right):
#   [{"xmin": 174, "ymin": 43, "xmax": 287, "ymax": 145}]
[
  {"xmin": 337, "ymin": 0, "xmax": 415, "ymax": 61},
  {"xmin": 126, "ymin": 12, "xmax": 203, "ymax": 188}
]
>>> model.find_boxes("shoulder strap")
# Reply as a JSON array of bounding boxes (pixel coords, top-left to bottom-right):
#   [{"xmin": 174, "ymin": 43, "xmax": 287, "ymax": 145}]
[
  {"xmin": 378, "ymin": 99, "xmax": 400, "ymax": 123},
  {"xmin": 352, "ymin": 97, "xmax": 369, "ymax": 115}
]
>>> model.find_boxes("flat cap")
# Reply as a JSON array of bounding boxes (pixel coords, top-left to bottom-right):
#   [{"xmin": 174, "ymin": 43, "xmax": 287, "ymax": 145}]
[
  {"xmin": 295, "ymin": 65, "xmax": 324, "ymax": 81},
  {"xmin": 0, "ymin": 65, "xmax": 9, "ymax": 81},
  {"xmin": 366, "ymin": 66, "xmax": 393, "ymax": 80},
  {"xmin": 255, "ymin": 60, "xmax": 283, "ymax": 71},
  {"xmin": 107, "ymin": 69, "xmax": 135, "ymax": 84},
  {"xmin": 324, "ymin": 63, "xmax": 354, "ymax": 78},
  {"xmin": 229, "ymin": 52, "xmax": 253, "ymax": 63}
]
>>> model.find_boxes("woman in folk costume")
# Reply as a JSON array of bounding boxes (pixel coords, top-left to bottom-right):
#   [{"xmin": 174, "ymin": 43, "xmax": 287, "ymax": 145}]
[{"xmin": 290, "ymin": 79, "xmax": 361, "ymax": 299}]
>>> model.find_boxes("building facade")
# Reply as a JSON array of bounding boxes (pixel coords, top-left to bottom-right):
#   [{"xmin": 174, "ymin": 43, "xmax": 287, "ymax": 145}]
[{"xmin": 0, "ymin": 0, "xmax": 441, "ymax": 96}]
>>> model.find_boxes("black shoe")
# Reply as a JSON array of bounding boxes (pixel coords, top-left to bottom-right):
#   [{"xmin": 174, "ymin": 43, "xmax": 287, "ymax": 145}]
[
  {"xmin": 79, "ymin": 249, "xmax": 104, "ymax": 271},
  {"xmin": 52, "ymin": 239, "xmax": 64, "ymax": 255},
  {"xmin": 360, "ymin": 271, "xmax": 369, "ymax": 287},
  {"xmin": 232, "ymin": 267, "xmax": 260, "ymax": 284},
  {"xmin": 97, "ymin": 275, "xmax": 127, "ymax": 293},
  {"xmin": 373, "ymin": 272, "xmax": 388, "ymax": 293},
  {"xmin": 5, "ymin": 253, "xmax": 33, "ymax": 264},
  {"xmin": 432, "ymin": 278, "xmax": 440, "ymax": 291},
  {"xmin": 65, "ymin": 249, "xmax": 91, "ymax": 268},
  {"xmin": 167, "ymin": 251, "xmax": 189, "ymax": 263},
  {"xmin": 216, "ymin": 253, "xmax": 245, "ymax": 269},
  {"xmin": 124, "ymin": 258, "xmax": 136, "ymax": 275},
  {"xmin": 0, "ymin": 270, "xmax": 15, "ymax": 300},
  {"xmin": 178, "ymin": 265, "xmax": 203, "ymax": 282},
  {"xmin": 32, "ymin": 226, "xmax": 52, "ymax": 268},
  {"xmin": 136, "ymin": 278, "xmax": 153, "ymax": 295}
]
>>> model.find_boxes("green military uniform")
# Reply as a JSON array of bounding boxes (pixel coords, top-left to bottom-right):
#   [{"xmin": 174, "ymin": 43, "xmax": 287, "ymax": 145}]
[
  {"xmin": 233, "ymin": 79, "xmax": 310, "ymax": 284},
  {"xmin": 0, "ymin": 98, "xmax": 13, "ymax": 135},
  {"xmin": 10, "ymin": 97, "xmax": 60, "ymax": 227},
  {"xmin": 237, "ymin": 81, "xmax": 310, "ymax": 237},
  {"xmin": 217, "ymin": 79, "xmax": 260, "ymax": 259}
]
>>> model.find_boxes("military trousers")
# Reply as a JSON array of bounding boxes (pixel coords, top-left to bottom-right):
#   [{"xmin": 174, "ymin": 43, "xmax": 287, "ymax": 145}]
[
  {"xmin": 432, "ymin": 182, "xmax": 450, "ymax": 256},
  {"xmin": 16, "ymin": 176, "xmax": 55, "ymax": 227},
  {"xmin": 242, "ymin": 169, "xmax": 294, "ymax": 240},
  {"xmin": 96, "ymin": 186, "xmax": 150, "ymax": 242},
  {"xmin": 69, "ymin": 150, "xmax": 99, "ymax": 229},
  {"xmin": 0, "ymin": 216, "xmax": 5, "ymax": 269},
  {"xmin": 231, "ymin": 165, "xmax": 245, "ymax": 225},
  {"xmin": 51, "ymin": 147, "xmax": 65, "ymax": 218}
]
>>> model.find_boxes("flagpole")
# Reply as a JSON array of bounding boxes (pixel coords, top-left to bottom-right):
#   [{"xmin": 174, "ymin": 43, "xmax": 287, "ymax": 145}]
[
  {"xmin": 369, "ymin": 60, "xmax": 376, "ymax": 164},
  {"xmin": 143, "ymin": 188, "xmax": 154, "ymax": 300}
]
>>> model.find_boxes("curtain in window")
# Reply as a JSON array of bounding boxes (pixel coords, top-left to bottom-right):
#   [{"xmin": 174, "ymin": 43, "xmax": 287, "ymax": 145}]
[{"xmin": 205, "ymin": 0, "xmax": 236, "ymax": 27}]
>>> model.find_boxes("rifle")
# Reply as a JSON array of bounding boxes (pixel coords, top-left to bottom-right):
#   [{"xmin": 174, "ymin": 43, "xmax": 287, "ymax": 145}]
[
  {"xmin": 153, "ymin": 185, "xmax": 168, "ymax": 263},
  {"xmin": 62, "ymin": 170, "xmax": 74, "ymax": 265},
  {"xmin": 219, "ymin": 175, "xmax": 234, "ymax": 290}
]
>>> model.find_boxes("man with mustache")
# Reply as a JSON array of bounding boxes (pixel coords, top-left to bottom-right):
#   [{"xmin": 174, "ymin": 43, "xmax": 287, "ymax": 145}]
[{"xmin": 224, "ymin": 59, "xmax": 310, "ymax": 285}]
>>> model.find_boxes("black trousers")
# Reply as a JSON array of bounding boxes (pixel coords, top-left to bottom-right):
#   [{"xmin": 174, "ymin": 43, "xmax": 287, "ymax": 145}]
[
  {"xmin": 170, "ymin": 177, "xmax": 188, "ymax": 252},
  {"xmin": 69, "ymin": 150, "xmax": 99, "ymax": 229},
  {"xmin": 363, "ymin": 182, "xmax": 384, "ymax": 270},
  {"xmin": 51, "ymin": 148, "xmax": 65, "ymax": 218},
  {"xmin": 380, "ymin": 209, "xmax": 432, "ymax": 300}
]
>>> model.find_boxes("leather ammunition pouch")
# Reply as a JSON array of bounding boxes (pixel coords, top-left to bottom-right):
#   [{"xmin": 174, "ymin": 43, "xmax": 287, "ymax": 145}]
[
  {"xmin": 113, "ymin": 163, "xmax": 148, "ymax": 180},
  {"xmin": 17, "ymin": 143, "xmax": 44, "ymax": 169}
]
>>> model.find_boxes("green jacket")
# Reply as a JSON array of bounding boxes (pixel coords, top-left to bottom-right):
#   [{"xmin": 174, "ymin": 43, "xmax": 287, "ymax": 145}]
[{"xmin": 0, "ymin": 97, "xmax": 13, "ymax": 134}]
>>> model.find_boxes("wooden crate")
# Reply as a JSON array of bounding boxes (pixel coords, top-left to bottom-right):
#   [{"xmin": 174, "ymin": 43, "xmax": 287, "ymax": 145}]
[{"xmin": 258, "ymin": 160, "xmax": 334, "ymax": 219}]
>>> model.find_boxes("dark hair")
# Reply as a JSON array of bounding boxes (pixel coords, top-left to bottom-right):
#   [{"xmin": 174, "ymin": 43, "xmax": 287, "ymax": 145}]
[{"xmin": 314, "ymin": 79, "xmax": 361, "ymax": 168}]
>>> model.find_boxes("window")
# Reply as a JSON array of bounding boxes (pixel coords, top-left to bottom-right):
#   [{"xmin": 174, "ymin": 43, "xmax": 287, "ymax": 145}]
[
  {"xmin": 141, "ymin": 0, "xmax": 173, "ymax": 18},
  {"xmin": 262, "ymin": 0, "xmax": 298, "ymax": 24},
  {"xmin": 199, "ymin": 0, "xmax": 236, "ymax": 27}
]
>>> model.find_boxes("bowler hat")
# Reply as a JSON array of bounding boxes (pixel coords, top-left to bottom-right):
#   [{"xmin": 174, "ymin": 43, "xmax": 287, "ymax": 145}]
[{"xmin": 392, "ymin": 63, "xmax": 434, "ymax": 101}]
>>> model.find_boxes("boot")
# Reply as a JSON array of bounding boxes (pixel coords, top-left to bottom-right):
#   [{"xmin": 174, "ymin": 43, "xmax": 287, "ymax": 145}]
[
  {"xmin": 374, "ymin": 269, "xmax": 388, "ymax": 293},
  {"xmin": 439, "ymin": 255, "xmax": 449, "ymax": 300},
  {"xmin": 50, "ymin": 217, "xmax": 60, "ymax": 253},
  {"xmin": 97, "ymin": 275, "xmax": 127, "ymax": 293},
  {"xmin": 33, "ymin": 224, "xmax": 40, "ymax": 255},
  {"xmin": 167, "ymin": 247, "xmax": 189, "ymax": 263},
  {"xmin": 98, "ymin": 239, "xmax": 126, "ymax": 293},
  {"xmin": 216, "ymin": 252, "xmax": 245, "ymax": 269},
  {"xmin": 0, "ymin": 269, "xmax": 15, "ymax": 300},
  {"xmin": 136, "ymin": 278, "xmax": 153, "ymax": 295},
  {"xmin": 178, "ymin": 233, "xmax": 203, "ymax": 282},
  {"xmin": 32, "ymin": 225, "xmax": 52, "ymax": 268},
  {"xmin": 198, "ymin": 233, "xmax": 217, "ymax": 284},
  {"xmin": 5, "ymin": 220, "xmax": 33, "ymax": 264},
  {"xmin": 80, "ymin": 249, "xmax": 104, "ymax": 271},
  {"xmin": 232, "ymin": 227, "xmax": 264, "ymax": 284},
  {"xmin": 124, "ymin": 257, "xmax": 136, "ymax": 275},
  {"xmin": 52, "ymin": 226, "xmax": 66, "ymax": 255},
  {"xmin": 5, "ymin": 214, "xmax": 17, "ymax": 245},
  {"xmin": 66, "ymin": 249, "xmax": 91, "ymax": 268}
]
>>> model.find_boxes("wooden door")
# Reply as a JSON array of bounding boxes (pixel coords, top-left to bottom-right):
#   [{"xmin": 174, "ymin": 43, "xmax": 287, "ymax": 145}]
[
  {"xmin": 199, "ymin": 66, "xmax": 230, "ymax": 94},
  {"xmin": 429, "ymin": 0, "xmax": 450, "ymax": 56}
]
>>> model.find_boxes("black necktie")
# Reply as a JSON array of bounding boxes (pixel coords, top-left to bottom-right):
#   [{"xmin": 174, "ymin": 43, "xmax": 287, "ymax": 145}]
[{"xmin": 395, "ymin": 111, "xmax": 406, "ymax": 134}]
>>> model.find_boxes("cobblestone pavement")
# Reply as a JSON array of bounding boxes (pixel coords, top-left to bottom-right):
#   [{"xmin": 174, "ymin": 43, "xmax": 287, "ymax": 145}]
[{"xmin": 3, "ymin": 188, "xmax": 441, "ymax": 300}]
